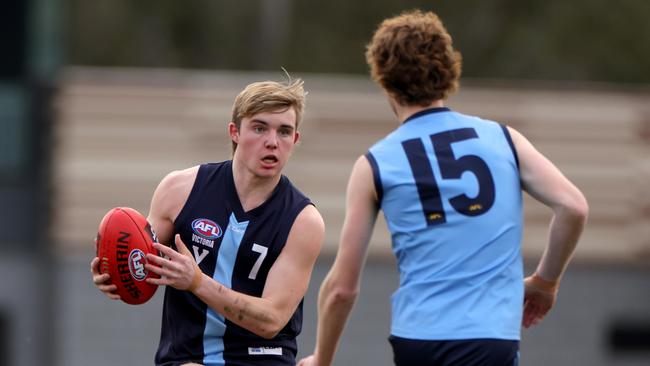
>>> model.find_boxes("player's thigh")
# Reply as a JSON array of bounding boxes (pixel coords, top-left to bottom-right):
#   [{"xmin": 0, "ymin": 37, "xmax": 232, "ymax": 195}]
[{"xmin": 389, "ymin": 335, "xmax": 519, "ymax": 366}]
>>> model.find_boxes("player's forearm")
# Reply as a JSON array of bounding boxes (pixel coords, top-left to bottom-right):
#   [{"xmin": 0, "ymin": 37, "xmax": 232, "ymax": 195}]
[
  {"xmin": 313, "ymin": 276, "xmax": 358, "ymax": 366},
  {"xmin": 193, "ymin": 274, "xmax": 289, "ymax": 339},
  {"xmin": 537, "ymin": 202, "xmax": 588, "ymax": 281}
]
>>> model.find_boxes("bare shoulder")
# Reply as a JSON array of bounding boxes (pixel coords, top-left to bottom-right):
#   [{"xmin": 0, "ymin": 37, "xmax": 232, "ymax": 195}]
[
  {"xmin": 503, "ymin": 126, "xmax": 540, "ymax": 172},
  {"xmin": 155, "ymin": 165, "xmax": 200, "ymax": 211},
  {"xmin": 505, "ymin": 126, "xmax": 586, "ymax": 210},
  {"xmin": 294, "ymin": 204, "xmax": 325, "ymax": 234},
  {"xmin": 148, "ymin": 166, "xmax": 200, "ymax": 233},
  {"xmin": 505, "ymin": 125, "xmax": 530, "ymax": 149},
  {"xmin": 158, "ymin": 166, "xmax": 200, "ymax": 194},
  {"xmin": 283, "ymin": 204, "xmax": 325, "ymax": 256},
  {"xmin": 348, "ymin": 155, "xmax": 378, "ymax": 202},
  {"xmin": 353, "ymin": 155, "xmax": 374, "ymax": 180}
]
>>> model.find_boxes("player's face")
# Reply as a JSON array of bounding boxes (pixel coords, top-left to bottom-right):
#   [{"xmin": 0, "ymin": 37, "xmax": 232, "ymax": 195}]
[{"xmin": 230, "ymin": 107, "xmax": 300, "ymax": 179}]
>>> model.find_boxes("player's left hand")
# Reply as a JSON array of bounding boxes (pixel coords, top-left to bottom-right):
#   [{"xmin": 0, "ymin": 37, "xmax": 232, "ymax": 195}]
[
  {"xmin": 522, "ymin": 273, "xmax": 559, "ymax": 328},
  {"xmin": 146, "ymin": 234, "xmax": 202, "ymax": 292}
]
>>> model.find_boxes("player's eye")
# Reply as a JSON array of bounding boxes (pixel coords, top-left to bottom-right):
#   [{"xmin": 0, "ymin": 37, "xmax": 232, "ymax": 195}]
[{"xmin": 279, "ymin": 128, "xmax": 292, "ymax": 137}]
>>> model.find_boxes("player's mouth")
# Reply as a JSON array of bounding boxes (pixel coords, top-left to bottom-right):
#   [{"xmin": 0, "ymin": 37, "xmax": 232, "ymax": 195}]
[{"xmin": 261, "ymin": 155, "xmax": 279, "ymax": 166}]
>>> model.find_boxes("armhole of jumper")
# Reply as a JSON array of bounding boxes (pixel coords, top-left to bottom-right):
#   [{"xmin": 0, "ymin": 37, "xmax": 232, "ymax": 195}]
[
  {"xmin": 500, "ymin": 124, "xmax": 520, "ymax": 170},
  {"xmin": 173, "ymin": 165, "xmax": 205, "ymax": 232},
  {"xmin": 365, "ymin": 152, "xmax": 383, "ymax": 206}
]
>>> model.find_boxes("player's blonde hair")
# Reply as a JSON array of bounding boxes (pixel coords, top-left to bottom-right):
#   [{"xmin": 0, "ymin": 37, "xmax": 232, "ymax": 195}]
[
  {"xmin": 365, "ymin": 9, "xmax": 462, "ymax": 106},
  {"xmin": 230, "ymin": 77, "xmax": 306, "ymax": 153}
]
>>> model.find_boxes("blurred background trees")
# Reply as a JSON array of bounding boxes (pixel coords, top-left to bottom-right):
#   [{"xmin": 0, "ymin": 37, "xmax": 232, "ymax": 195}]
[{"xmin": 67, "ymin": 0, "xmax": 650, "ymax": 83}]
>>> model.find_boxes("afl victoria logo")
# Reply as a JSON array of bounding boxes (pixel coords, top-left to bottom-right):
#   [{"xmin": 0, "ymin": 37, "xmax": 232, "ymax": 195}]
[
  {"xmin": 128, "ymin": 249, "xmax": 147, "ymax": 281},
  {"xmin": 192, "ymin": 218, "xmax": 223, "ymax": 239}
]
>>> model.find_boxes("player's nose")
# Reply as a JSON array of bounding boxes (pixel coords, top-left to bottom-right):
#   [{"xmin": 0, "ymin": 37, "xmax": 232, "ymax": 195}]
[{"xmin": 265, "ymin": 132, "xmax": 278, "ymax": 148}]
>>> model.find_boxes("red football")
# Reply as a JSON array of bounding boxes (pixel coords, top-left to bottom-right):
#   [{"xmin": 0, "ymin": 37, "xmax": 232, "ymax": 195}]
[{"xmin": 96, "ymin": 207, "xmax": 159, "ymax": 305}]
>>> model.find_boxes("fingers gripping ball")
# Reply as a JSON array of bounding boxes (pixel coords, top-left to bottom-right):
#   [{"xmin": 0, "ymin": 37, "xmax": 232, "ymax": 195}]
[{"xmin": 96, "ymin": 207, "xmax": 160, "ymax": 305}]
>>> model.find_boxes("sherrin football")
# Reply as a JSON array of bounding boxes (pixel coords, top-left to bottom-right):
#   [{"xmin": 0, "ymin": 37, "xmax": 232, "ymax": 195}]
[{"xmin": 96, "ymin": 207, "xmax": 159, "ymax": 305}]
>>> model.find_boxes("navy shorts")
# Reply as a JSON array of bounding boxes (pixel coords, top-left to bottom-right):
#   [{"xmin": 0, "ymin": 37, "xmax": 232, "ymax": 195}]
[{"xmin": 389, "ymin": 335, "xmax": 519, "ymax": 366}]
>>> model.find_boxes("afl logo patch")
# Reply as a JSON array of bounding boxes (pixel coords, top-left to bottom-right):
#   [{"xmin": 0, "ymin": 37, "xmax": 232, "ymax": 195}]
[
  {"xmin": 128, "ymin": 249, "xmax": 147, "ymax": 281},
  {"xmin": 192, "ymin": 218, "xmax": 223, "ymax": 239}
]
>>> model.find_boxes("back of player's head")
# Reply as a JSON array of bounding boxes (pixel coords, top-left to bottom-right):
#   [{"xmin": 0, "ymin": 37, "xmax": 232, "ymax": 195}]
[
  {"xmin": 365, "ymin": 10, "xmax": 462, "ymax": 106},
  {"xmin": 230, "ymin": 76, "xmax": 306, "ymax": 152}
]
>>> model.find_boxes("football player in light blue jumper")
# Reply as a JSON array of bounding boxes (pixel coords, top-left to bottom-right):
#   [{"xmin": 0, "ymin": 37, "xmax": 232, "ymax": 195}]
[{"xmin": 299, "ymin": 9, "xmax": 588, "ymax": 366}]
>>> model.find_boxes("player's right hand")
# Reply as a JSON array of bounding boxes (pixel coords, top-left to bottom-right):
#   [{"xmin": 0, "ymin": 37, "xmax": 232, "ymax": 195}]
[
  {"xmin": 297, "ymin": 355, "xmax": 319, "ymax": 366},
  {"xmin": 522, "ymin": 273, "xmax": 559, "ymax": 328},
  {"xmin": 90, "ymin": 256, "xmax": 121, "ymax": 300}
]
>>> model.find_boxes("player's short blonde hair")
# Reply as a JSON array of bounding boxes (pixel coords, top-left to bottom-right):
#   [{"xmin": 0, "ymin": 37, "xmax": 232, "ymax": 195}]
[
  {"xmin": 230, "ymin": 78, "xmax": 306, "ymax": 153},
  {"xmin": 366, "ymin": 9, "xmax": 462, "ymax": 106}
]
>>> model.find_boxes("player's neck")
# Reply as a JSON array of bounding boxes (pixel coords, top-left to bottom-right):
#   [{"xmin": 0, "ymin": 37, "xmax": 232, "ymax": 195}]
[
  {"xmin": 231, "ymin": 160, "xmax": 281, "ymax": 212},
  {"xmin": 391, "ymin": 99, "xmax": 445, "ymax": 124}
]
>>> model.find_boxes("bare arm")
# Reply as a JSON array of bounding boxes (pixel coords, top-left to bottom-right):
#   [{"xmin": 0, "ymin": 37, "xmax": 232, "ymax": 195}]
[
  {"xmin": 509, "ymin": 127, "xmax": 589, "ymax": 327},
  {"xmin": 146, "ymin": 166, "xmax": 199, "ymax": 245},
  {"xmin": 299, "ymin": 156, "xmax": 379, "ymax": 366},
  {"xmin": 90, "ymin": 167, "xmax": 197, "ymax": 299},
  {"xmin": 147, "ymin": 204, "xmax": 325, "ymax": 339},
  {"xmin": 511, "ymin": 127, "xmax": 588, "ymax": 281}
]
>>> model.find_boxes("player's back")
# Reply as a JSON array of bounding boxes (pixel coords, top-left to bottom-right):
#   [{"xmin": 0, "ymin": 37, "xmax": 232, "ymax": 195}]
[{"xmin": 366, "ymin": 107, "xmax": 523, "ymax": 341}]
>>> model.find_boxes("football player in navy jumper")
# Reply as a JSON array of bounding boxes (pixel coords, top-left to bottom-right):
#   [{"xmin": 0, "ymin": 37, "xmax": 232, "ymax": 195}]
[{"xmin": 91, "ymin": 78, "xmax": 325, "ymax": 366}]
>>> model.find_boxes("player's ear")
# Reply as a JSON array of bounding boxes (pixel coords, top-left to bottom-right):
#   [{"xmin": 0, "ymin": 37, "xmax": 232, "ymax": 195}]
[
  {"xmin": 293, "ymin": 130, "xmax": 300, "ymax": 144},
  {"xmin": 228, "ymin": 122, "xmax": 239, "ymax": 144}
]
